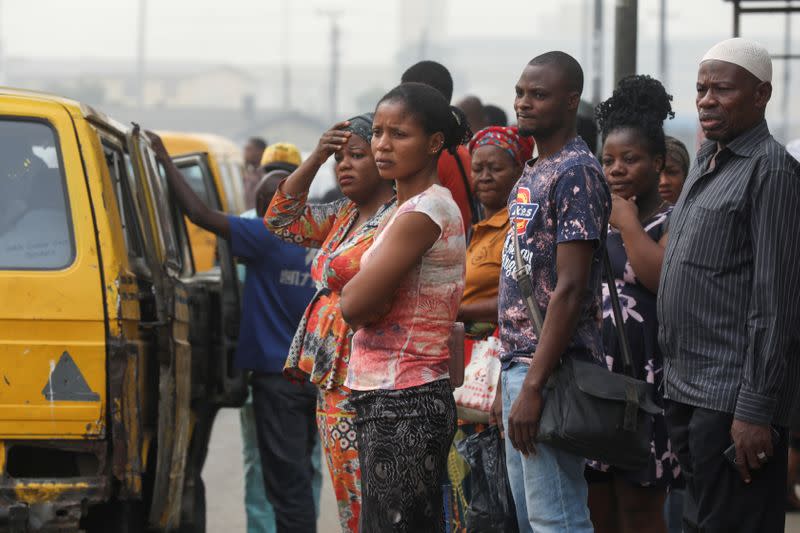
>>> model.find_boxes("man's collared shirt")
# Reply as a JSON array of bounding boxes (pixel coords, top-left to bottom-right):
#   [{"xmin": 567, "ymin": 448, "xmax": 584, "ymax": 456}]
[{"xmin": 658, "ymin": 120, "xmax": 800, "ymax": 426}]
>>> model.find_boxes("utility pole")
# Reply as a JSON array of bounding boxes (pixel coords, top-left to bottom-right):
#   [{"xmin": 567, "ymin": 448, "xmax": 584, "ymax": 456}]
[
  {"xmin": 136, "ymin": 0, "xmax": 147, "ymax": 109},
  {"xmin": 581, "ymin": 0, "xmax": 590, "ymax": 67},
  {"xmin": 0, "ymin": 0, "xmax": 6, "ymax": 86},
  {"xmin": 613, "ymin": 0, "xmax": 637, "ymax": 84},
  {"xmin": 318, "ymin": 10, "xmax": 341, "ymax": 122},
  {"xmin": 782, "ymin": 0, "xmax": 792, "ymax": 141},
  {"xmin": 418, "ymin": 27, "xmax": 429, "ymax": 60},
  {"xmin": 591, "ymin": 0, "xmax": 604, "ymax": 105},
  {"xmin": 658, "ymin": 0, "xmax": 668, "ymax": 89},
  {"xmin": 281, "ymin": 0, "xmax": 291, "ymax": 110}
]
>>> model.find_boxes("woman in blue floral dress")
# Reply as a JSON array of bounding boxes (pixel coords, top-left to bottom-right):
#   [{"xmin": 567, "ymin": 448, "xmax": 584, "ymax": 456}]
[{"xmin": 586, "ymin": 75, "xmax": 682, "ymax": 533}]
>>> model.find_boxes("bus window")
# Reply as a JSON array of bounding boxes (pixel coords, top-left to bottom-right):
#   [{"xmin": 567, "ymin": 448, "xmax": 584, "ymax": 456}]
[{"xmin": 0, "ymin": 119, "xmax": 74, "ymax": 270}]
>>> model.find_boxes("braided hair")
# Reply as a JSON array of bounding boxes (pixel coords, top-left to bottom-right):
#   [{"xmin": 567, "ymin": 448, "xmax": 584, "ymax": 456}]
[
  {"xmin": 378, "ymin": 82, "xmax": 473, "ymax": 156},
  {"xmin": 595, "ymin": 75, "xmax": 674, "ymax": 158}
]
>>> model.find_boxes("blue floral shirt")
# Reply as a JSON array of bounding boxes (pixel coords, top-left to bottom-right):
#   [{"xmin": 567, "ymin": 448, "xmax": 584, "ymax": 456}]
[{"xmin": 498, "ymin": 136, "xmax": 610, "ymax": 367}]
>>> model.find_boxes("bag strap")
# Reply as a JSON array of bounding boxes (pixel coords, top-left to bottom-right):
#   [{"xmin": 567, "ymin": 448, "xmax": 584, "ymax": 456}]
[
  {"xmin": 513, "ymin": 231, "xmax": 635, "ymax": 380},
  {"xmin": 602, "ymin": 250, "xmax": 641, "ymax": 431},
  {"xmin": 512, "ymin": 231, "xmax": 544, "ymax": 335},
  {"xmin": 602, "ymin": 250, "xmax": 635, "ymax": 378}
]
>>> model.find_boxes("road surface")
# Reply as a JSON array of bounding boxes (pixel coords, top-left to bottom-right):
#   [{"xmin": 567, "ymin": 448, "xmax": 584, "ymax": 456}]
[
  {"xmin": 203, "ymin": 408, "xmax": 340, "ymax": 533},
  {"xmin": 203, "ymin": 407, "xmax": 800, "ymax": 533}
]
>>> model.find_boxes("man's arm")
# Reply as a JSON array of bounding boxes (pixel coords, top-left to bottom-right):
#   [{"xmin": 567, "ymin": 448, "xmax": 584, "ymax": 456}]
[
  {"xmin": 732, "ymin": 160, "xmax": 800, "ymax": 482},
  {"xmin": 146, "ymin": 131, "xmax": 230, "ymax": 239},
  {"xmin": 506, "ymin": 240, "xmax": 594, "ymax": 455},
  {"xmin": 226, "ymin": 216, "xmax": 280, "ymax": 263}
]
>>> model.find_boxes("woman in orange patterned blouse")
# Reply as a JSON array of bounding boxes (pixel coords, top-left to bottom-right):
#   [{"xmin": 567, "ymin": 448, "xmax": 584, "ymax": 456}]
[{"xmin": 264, "ymin": 113, "xmax": 395, "ymax": 532}]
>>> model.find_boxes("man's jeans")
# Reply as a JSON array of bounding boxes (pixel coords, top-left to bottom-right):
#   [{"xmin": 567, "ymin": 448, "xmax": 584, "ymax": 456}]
[{"xmin": 501, "ymin": 363, "xmax": 593, "ymax": 533}]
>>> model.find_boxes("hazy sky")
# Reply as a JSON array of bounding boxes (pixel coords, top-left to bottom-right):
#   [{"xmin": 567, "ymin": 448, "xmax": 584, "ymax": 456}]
[
  {"xmin": 1, "ymin": 0, "xmax": 797, "ymax": 141},
  {"xmin": 1, "ymin": 0, "xmax": 790, "ymax": 66}
]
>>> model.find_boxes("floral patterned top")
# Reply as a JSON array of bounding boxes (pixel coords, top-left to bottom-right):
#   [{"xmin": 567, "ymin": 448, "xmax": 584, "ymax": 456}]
[
  {"xmin": 346, "ymin": 184, "xmax": 466, "ymax": 391},
  {"xmin": 264, "ymin": 184, "xmax": 396, "ymax": 390},
  {"xmin": 498, "ymin": 136, "xmax": 611, "ymax": 367},
  {"xmin": 588, "ymin": 205, "xmax": 681, "ymax": 487}
]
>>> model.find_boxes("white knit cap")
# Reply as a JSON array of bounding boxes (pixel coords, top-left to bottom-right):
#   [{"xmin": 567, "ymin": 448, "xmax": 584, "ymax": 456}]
[{"xmin": 701, "ymin": 37, "xmax": 772, "ymax": 82}]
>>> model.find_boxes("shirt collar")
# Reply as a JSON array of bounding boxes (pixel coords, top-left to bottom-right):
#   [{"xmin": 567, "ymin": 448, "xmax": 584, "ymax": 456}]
[
  {"xmin": 695, "ymin": 119, "xmax": 770, "ymax": 167},
  {"xmin": 474, "ymin": 208, "xmax": 509, "ymax": 229},
  {"xmin": 716, "ymin": 119, "xmax": 771, "ymax": 158},
  {"xmin": 726, "ymin": 119, "xmax": 771, "ymax": 157},
  {"xmin": 524, "ymin": 136, "xmax": 584, "ymax": 168}
]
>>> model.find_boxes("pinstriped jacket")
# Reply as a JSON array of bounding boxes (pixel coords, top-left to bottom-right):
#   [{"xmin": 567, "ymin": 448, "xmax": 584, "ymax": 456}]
[{"xmin": 658, "ymin": 120, "xmax": 800, "ymax": 427}]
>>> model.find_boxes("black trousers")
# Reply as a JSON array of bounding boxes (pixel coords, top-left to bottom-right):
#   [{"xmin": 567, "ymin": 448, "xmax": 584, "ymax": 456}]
[
  {"xmin": 251, "ymin": 372, "xmax": 317, "ymax": 533},
  {"xmin": 664, "ymin": 401, "xmax": 787, "ymax": 533}
]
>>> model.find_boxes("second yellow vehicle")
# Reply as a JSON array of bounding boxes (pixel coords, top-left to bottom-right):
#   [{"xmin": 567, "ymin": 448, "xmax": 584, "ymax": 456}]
[{"xmin": 158, "ymin": 132, "xmax": 246, "ymax": 272}]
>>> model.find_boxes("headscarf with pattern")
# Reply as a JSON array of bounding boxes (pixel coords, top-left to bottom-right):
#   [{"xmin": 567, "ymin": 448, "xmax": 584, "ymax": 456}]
[
  {"xmin": 343, "ymin": 113, "xmax": 374, "ymax": 144},
  {"xmin": 468, "ymin": 126, "xmax": 534, "ymax": 167}
]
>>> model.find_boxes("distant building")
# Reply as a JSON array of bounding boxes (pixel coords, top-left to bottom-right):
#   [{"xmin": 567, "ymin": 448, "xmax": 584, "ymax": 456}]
[
  {"xmin": 5, "ymin": 58, "xmax": 257, "ymax": 110},
  {"xmin": 3, "ymin": 26, "xmax": 796, "ymax": 147}
]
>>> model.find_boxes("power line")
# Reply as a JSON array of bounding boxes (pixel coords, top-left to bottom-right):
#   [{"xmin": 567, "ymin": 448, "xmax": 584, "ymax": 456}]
[{"xmin": 0, "ymin": 0, "xmax": 5, "ymax": 86}]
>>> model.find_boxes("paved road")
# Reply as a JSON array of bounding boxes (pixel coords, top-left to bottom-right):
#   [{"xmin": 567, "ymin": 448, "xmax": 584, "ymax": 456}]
[
  {"xmin": 203, "ymin": 408, "xmax": 800, "ymax": 533},
  {"xmin": 203, "ymin": 408, "xmax": 340, "ymax": 533}
]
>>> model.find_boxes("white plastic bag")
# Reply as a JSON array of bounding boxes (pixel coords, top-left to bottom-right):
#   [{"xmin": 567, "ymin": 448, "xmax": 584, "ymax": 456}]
[{"xmin": 453, "ymin": 336, "xmax": 502, "ymax": 423}]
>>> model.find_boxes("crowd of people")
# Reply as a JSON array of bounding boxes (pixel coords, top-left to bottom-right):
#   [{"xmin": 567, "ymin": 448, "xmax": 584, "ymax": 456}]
[{"xmin": 148, "ymin": 35, "xmax": 800, "ymax": 533}]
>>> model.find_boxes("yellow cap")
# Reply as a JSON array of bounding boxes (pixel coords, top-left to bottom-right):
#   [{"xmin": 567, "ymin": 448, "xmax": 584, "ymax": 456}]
[{"xmin": 260, "ymin": 142, "xmax": 302, "ymax": 170}]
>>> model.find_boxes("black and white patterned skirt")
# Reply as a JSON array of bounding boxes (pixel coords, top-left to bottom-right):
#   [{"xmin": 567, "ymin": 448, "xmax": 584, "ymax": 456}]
[{"xmin": 351, "ymin": 378, "xmax": 457, "ymax": 533}]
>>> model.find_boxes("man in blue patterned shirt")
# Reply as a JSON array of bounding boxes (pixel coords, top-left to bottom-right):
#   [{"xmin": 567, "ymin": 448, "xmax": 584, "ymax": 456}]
[{"xmin": 497, "ymin": 51, "xmax": 610, "ymax": 533}]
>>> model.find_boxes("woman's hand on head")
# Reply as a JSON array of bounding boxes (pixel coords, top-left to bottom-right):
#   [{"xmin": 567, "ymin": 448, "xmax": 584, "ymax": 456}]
[
  {"xmin": 609, "ymin": 194, "xmax": 639, "ymax": 232},
  {"xmin": 311, "ymin": 121, "xmax": 352, "ymax": 165}
]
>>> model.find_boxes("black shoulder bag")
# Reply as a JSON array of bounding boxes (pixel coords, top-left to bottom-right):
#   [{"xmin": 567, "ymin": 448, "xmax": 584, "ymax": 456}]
[{"xmin": 512, "ymin": 233, "xmax": 660, "ymax": 470}]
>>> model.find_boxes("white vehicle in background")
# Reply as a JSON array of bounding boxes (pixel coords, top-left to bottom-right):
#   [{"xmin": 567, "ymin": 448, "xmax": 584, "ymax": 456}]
[
  {"xmin": 303, "ymin": 151, "xmax": 340, "ymax": 202},
  {"xmin": 787, "ymin": 139, "xmax": 800, "ymax": 163}
]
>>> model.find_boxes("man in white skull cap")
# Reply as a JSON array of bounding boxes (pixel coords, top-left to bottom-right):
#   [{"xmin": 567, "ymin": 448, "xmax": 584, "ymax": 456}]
[{"xmin": 658, "ymin": 37, "xmax": 800, "ymax": 532}]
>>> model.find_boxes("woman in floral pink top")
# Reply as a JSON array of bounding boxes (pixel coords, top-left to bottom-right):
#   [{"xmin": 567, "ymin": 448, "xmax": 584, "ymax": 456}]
[{"xmin": 341, "ymin": 83, "xmax": 469, "ymax": 533}]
